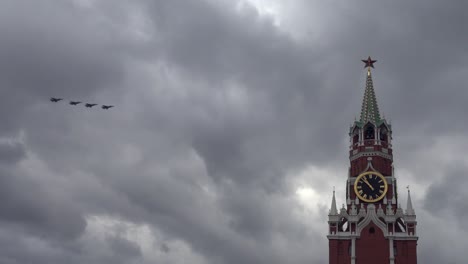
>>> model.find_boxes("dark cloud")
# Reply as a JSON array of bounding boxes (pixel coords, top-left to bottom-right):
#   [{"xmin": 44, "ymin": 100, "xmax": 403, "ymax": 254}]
[
  {"xmin": 0, "ymin": 0, "xmax": 467, "ymax": 263},
  {"xmin": 424, "ymin": 164, "xmax": 468, "ymax": 228},
  {"xmin": 0, "ymin": 140, "xmax": 26, "ymax": 164},
  {"xmin": 160, "ymin": 242, "xmax": 170, "ymax": 253},
  {"xmin": 0, "ymin": 158, "xmax": 86, "ymax": 242},
  {"xmin": 107, "ymin": 235, "xmax": 142, "ymax": 259}
]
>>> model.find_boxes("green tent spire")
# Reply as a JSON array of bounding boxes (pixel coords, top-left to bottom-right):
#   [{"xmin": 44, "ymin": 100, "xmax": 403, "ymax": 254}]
[{"xmin": 359, "ymin": 59, "xmax": 381, "ymax": 124}]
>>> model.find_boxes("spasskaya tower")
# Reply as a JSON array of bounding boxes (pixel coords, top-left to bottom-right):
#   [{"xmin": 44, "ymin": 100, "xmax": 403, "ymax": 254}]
[{"xmin": 327, "ymin": 57, "xmax": 418, "ymax": 264}]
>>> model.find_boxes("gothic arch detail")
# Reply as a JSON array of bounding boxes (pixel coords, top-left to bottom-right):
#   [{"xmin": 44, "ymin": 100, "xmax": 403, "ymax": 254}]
[{"xmin": 356, "ymin": 205, "xmax": 387, "ymax": 236}]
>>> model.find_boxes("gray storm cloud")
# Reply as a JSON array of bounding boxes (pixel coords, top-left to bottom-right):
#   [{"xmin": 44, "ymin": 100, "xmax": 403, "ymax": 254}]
[{"xmin": 0, "ymin": 0, "xmax": 467, "ymax": 263}]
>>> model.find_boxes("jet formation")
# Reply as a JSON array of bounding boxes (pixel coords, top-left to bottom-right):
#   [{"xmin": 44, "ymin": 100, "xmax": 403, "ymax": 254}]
[{"xmin": 50, "ymin": 98, "xmax": 114, "ymax": 110}]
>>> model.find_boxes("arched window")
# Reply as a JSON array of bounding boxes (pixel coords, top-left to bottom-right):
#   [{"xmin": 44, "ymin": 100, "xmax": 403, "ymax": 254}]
[
  {"xmin": 365, "ymin": 125, "xmax": 374, "ymax": 139},
  {"xmin": 352, "ymin": 127, "xmax": 359, "ymax": 145},
  {"xmin": 339, "ymin": 217, "xmax": 349, "ymax": 232},
  {"xmin": 380, "ymin": 127, "xmax": 388, "ymax": 142},
  {"xmin": 396, "ymin": 218, "xmax": 406, "ymax": 232},
  {"xmin": 353, "ymin": 134, "xmax": 359, "ymax": 144}
]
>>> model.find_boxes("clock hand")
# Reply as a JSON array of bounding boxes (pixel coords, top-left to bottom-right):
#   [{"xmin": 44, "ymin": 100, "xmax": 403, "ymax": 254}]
[{"xmin": 362, "ymin": 178, "xmax": 375, "ymax": 191}]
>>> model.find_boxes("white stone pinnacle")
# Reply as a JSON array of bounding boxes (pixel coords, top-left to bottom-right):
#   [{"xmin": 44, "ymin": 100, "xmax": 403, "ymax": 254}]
[
  {"xmin": 329, "ymin": 190, "xmax": 338, "ymax": 215},
  {"xmin": 406, "ymin": 189, "xmax": 415, "ymax": 215}
]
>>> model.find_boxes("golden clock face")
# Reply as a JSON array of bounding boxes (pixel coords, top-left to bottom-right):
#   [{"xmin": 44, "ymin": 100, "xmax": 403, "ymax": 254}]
[{"xmin": 354, "ymin": 171, "xmax": 388, "ymax": 202}]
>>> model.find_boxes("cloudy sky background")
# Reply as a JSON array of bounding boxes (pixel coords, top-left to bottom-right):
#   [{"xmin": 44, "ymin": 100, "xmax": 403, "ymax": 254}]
[{"xmin": 0, "ymin": 0, "xmax": 467, "ymax": 263}]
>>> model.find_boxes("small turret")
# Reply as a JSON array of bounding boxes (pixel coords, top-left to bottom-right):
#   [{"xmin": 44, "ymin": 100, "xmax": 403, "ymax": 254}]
[
  {"xmin": 329, "ymin": 189, "xmax": 338, "ymax": 215},
  {"xmin": 406, "ymin": 188, "xmax": 415, "ymax": 215}
]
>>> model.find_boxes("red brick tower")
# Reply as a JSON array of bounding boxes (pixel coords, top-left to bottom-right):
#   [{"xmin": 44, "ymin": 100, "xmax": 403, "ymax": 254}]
[{"xmin": 327, "ymin": 57, "xmax": 418, "ymax": 264}]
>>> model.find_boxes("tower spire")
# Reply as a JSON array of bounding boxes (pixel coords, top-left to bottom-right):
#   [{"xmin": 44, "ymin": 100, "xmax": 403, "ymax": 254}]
[
  {"xmin": 406, "ymin": 186, "xmax": 415, "ymax": 215},
  {"xmin": 359, "ymin": 57, "xmax": 381, "ymax": 124},
  {"xmin": 329, "ymin": 188, "xmax": 338, "ymax": 215}
]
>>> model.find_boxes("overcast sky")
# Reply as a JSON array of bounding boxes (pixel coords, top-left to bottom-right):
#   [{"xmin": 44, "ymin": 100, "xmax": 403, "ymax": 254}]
[{"xmin": 0, "ymin": 0, "xmax": 467, "ymax": 263}]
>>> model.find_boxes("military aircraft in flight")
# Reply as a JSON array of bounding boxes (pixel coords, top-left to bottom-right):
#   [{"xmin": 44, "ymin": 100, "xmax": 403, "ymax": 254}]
[
  {"xmin": 101, "ymin": 105, "xmax": 114, "ymax": 109},
  {"xmin": 50, "ymin": 97, "xmax": 63, "ymax": 102},
  {"xmin": 85, "ymin": 103, "xmax": 98, "ymax": 108},
  {"xmin": 69, "ymin": 101, "xmax": 81, "ymax": 105}
]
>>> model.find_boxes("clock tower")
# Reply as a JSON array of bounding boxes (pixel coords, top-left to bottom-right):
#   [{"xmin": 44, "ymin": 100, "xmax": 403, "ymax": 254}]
[{"xmin": 327, "ymin": 57, "xmax": 418, "ymax": 264}]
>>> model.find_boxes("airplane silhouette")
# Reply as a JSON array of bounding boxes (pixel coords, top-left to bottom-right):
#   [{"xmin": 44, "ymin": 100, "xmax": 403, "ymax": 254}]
[
  {"xmin": 85, "ymin": 103, "xmax": 97, "ymax": 108},
  {"xmin": 69, "ymin": 101, "xmax": 81, "ymax": 105},
  {"xmin": 50, "ymin": 98, "xmax": 63, "ymax": 102},
  {"xmin": 101, "ymin": 105, "xmax": 114, "ymax": 109}
]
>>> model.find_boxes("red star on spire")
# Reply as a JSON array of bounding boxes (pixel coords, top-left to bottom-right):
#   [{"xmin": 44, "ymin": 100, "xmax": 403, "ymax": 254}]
[{"xmin": 362, "ymin": 56, "xmax": 377, "ymax": 68}]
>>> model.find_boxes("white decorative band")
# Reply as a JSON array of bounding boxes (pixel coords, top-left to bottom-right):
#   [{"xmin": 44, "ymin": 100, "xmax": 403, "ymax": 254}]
[{"xmin": 350, "ymin": 151, "xmax": 393, "ymax": 161}]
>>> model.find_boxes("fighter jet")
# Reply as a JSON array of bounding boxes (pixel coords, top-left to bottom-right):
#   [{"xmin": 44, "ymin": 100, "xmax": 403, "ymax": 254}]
[
  {"xmin": 50, "ymin": 97, "xmax": 63, "ymax": 102},
  {"xmin": 85, "ymin": 103, "xmax": 97, "ymax": 108},
  {"xmin": 101, "ymin": 105, "xmax": 114, "ymax": 109},
  {"xmin": 69, "ymin": 101, "xmax": 81, "ymax": 105}
]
